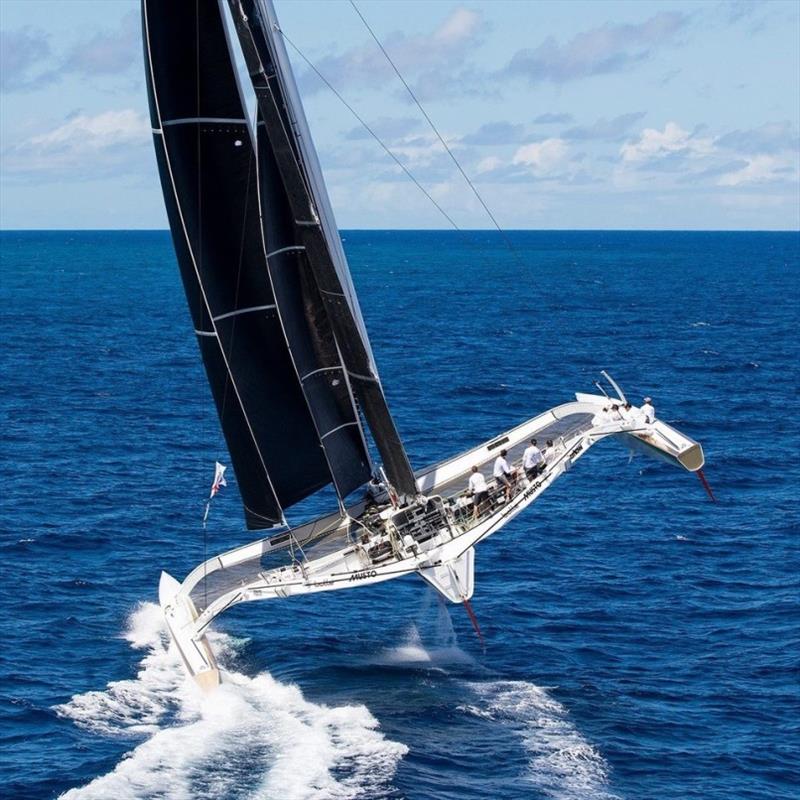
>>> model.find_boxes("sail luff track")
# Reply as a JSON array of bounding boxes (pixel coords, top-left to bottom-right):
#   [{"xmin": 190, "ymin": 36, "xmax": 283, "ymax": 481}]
[{"xmin": 227, "ymin": 0, "xmax": 418, "ymax": 497}]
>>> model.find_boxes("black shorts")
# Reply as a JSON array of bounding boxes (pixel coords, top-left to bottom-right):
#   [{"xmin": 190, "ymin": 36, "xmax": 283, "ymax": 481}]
[
  {"xmin": 473, "ymin": 490, "xmax": 488, "ymax": 506},
  {"xmin": 497, "ymin": 473, "xmax": 512, "ymax": 488}
]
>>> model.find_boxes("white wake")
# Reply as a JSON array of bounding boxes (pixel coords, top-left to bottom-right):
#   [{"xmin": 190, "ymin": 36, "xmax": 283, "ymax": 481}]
[
  {"xmin": 461, "ymin": 681, "xmax": 620, "ymax": 800},
  {"xmin": 55, "ymin": 603, "xmax": 407, "ymax": 800},
  {"xmin": 56, "ymin": 600, "xmax": 620, "ymax": 799}
]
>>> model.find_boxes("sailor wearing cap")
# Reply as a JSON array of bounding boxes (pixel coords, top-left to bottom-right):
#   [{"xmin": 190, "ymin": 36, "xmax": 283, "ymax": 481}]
[
  {"xmin": 522, "ymin": 438, "xmax": 544, "ymax": 481},
  {"xmin": 641, "ymin": 397, "xmax": 655, "ymax": 425},
  {"xmin": 493, "ymin": 449, "xmax": 516, "ymax": 502}
]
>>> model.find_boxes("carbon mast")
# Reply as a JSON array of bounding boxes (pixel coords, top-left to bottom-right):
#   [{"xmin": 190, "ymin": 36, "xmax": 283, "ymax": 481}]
[{"xmin": 226, "ymin": 0, "xmax": 418, "ymax": 498}]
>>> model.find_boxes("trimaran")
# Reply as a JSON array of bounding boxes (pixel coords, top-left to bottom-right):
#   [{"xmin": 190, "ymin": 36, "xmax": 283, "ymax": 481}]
[{"xmin": 144, "ymin": 0, "xmax": 711, "ymax": 690}]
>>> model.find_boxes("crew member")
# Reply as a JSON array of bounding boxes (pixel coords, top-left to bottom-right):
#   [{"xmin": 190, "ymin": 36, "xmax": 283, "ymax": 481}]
[
  {"xmin": 493, "ymin": 449, "xmax": 515, "ymax": 502},
  {"xmin": 620, "ymin": 401, "xmax": 635, "ymax": 426},
  {"xmin": 467, "ymin": 466, "xmax": 489, "ymax": 519},
  {"xmin": 522, "ymin": 438, "xmax": 544, "ymax": 481},
  {"xmin": 641, "ymin": 396, "xmax": 655, "ymax": 424}
]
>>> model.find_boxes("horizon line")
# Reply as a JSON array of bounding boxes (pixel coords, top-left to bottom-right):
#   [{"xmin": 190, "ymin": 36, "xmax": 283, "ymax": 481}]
[{"xmin": 1, "ymin": 227, "xmax": 798, "ymax": 234}]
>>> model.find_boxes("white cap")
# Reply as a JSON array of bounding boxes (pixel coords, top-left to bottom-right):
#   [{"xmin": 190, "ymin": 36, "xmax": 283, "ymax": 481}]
[{"xmin": 644, "ymin": 396, "xmax": 652, "ymax": 402}]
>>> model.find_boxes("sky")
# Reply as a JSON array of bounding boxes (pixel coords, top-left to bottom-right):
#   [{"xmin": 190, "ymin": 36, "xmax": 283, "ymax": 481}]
[{"xmin": 0, "ymin": 0, "xmax": 798, "ymax": 230}]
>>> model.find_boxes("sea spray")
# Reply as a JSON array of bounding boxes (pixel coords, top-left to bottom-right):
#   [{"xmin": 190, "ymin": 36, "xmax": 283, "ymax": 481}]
[
  {"xmin": 56, "ymin": 603, "xmax": 407, "ymax": 800},
  {"xmin": 370, "ymin": 588, "xmax": 474, "ymax": 668}
]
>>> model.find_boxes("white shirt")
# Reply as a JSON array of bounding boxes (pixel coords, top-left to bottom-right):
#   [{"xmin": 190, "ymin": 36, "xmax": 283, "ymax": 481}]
[
  {"xmin": 468, "ymin": 472, "xmax": 488, "ymax": 494},
  {"xmin": 641, "ymin": 402, "xmax": 655, "ymax": 424},
  {"xmin": 523, "ymin": 445, "xmax": 543, "ymax": 469},
  {"xmin": 619, "ymin": 406, "xmax": 634, "ymax": 426},
  {"xmin": 493, "ymin": 456, "xmax": 511, "ymax": 478}
]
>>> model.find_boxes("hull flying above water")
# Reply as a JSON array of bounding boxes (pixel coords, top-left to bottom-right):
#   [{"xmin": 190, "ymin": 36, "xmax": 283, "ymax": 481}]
[{"xmin": 142, "ymin": 0, "xmax": 710, "ymax": 690}]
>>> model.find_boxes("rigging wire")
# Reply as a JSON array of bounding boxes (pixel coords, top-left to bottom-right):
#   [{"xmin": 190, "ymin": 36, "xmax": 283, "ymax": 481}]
[
  {"xmin": 278, "ymin": 29, "xmax": 463, "ymax": 232},
  {"xmin": 349, "ymin": 0, "xmax": 520, "ymax": 258},
  {"xmin": 195, "ymin": 0, "xmax": 209, "ymax": 612}
]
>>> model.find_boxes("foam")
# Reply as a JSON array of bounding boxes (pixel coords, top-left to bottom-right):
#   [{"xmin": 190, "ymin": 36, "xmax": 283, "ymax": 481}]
[
  {"xmin": 462, "ymin": 681, "xmax": 620, "ymax": 800},
  {"xmin": 56, "ymin": 603, "xmax": 407, "ymax": 800}
]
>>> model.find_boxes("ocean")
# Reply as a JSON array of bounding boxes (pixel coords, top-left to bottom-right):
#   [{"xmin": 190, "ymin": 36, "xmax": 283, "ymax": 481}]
[{"xmin": 1, "ymin": 229, "xmax": 798, "ymax": 800}]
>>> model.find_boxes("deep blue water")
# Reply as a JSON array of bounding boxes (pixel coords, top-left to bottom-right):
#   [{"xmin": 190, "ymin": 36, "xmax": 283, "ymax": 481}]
[{"xmin": 1, "ymin": 229, "xmax": 798, "ymax": 800}]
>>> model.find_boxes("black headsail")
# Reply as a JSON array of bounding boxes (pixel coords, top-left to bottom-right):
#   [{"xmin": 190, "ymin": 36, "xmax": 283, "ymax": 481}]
[
  {"xmin": 226, "ymin": 0, "xmax": 418, "ymax": 498},
  {"xmin": 142, "ymin": 0, "xmax": 381, "ymax": 528}
]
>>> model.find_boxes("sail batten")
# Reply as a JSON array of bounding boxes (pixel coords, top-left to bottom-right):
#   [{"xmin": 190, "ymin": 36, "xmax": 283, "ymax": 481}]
[
  {"xmin": 143, "ymin": 0, "xmax": 417, "ymax": 529},
  {"xmin": 142, "ymin": 0, "xmax": 375, "ymax": 528}
]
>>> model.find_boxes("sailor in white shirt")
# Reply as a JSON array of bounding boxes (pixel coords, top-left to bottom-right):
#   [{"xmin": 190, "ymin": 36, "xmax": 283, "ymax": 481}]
[
  {"xmin": 641, "ymin": 396, "xmax": 656, "ymax": 425},
  {"xmin": 467, "ymin": 466, "xmax": 489, "ymax": 519},
  {"xmin": 620, "ymin": 402, "xmax": 635, "ymax": 427},
  {"xmin": 493, "ymin": 449, "xmax": 515, "ymax": 501},
  {"xmin": 592, "ymin": 406, "xmax": 610, "ymax": 426},
  {"xmin": 522, "ymin": 438, "xmax": 544, "ymax": 481}
]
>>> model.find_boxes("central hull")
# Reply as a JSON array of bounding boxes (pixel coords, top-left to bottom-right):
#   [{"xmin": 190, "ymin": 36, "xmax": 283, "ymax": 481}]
[{"xmin": 159, "ymin": 390, "xmax": 705, "ymax": 689}]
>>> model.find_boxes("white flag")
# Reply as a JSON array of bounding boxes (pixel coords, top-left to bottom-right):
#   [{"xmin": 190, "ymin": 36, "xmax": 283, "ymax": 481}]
[{"xmin": 209, "ymin": 461, "xmax": 227, "ymax": 499}]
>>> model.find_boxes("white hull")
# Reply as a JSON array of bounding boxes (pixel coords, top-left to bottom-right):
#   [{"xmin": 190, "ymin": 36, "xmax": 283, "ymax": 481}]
[{"xmin": 160, "ymin": 388, "xmax": 705, "ymax": 690}]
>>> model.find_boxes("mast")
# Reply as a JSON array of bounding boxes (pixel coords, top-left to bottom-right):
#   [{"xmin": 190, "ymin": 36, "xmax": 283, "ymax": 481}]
[
  {"xmin": 142, "ymin": 0, "xmax": 375, "ymax": 528},
  {"xmin": 226, "ymin": 0, "xmax": 419, "ymax": 497}
]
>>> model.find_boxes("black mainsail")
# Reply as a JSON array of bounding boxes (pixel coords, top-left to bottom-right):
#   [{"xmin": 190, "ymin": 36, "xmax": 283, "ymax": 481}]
[{"xmin": 142, "ymin": 0, "xmax": 416, "ymax": 529}]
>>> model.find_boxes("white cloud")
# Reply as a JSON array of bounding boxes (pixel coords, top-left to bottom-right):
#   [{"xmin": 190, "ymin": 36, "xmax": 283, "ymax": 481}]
[
  {"xmin": 3, "ymin": 109, "xmax": 151, "ymax": 178},
  {"xmin": 513, "ymin": 138, "xmax": 569, "ymax": 174},
  {"xmin": 29, "ymin": 109, "xmax": 149, "ymax": 149},
  {"xmin": 718, "ymin": 154, "xmax": 796, "ymax": 186},
  {"xmin": 620, "ymin": 122, "xmax": 713, "ymax": 162},
  {"xmin": 434, "ymin": 7, "xmax": 480, "ymax": 45},
  {"xmin": 475, "ymin": 155, "xmax": 503, "ymax": 174}
]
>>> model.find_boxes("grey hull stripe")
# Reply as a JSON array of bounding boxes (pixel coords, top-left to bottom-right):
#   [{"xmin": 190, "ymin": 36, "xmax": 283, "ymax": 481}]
[
  {"xmin": 266, "ymin": 245, "xmax": 306, "ymax": 259},
  {"xmin": 320, "ymin": 421, "xmax": 359, "ymax": 441},
  {"xmin": 195, "ymin": 330, "xmax": 217, "ymax": 337},
  {"xmin": 321, "ymin": 288, "xmax": 345, "ymax": 298},
  {"xmin": 162, "ymin": 117, "xmax": 248, "ymax": 127},
  {"xmin": 151, "ymin": 128, "xmax": 162, "ymax": 135},
  {"xmin": 300, "ymin": 365, "xmax": 344, "ymax": 382},
  {"xmin": 213, "ymin": 304, "xmax": 276, "ymax": 322}
]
